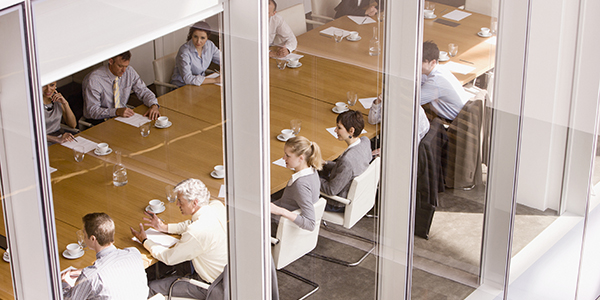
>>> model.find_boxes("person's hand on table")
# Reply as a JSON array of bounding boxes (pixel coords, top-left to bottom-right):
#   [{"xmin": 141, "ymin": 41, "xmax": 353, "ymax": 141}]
[
  {"xmin": 143, "ymin": 211, "xmax": 168, "ymax": 232},
  {"xmin": 144, "ymin": 104, "xmax": 160, "ymax": 120},
  {"xmin": 61, "ymin": 268, "xmax": 82, "ymax": 287},
  {"xmin": 116, "ymin": 107, "xmax": 135, "ymax": 118},
  {"xmin": 130, "ymin": 223, "xmax": 148, "ymax": 243},
  {"xmin": 365, "ymin": 5, "xmax": 378, "ymax": 17},
  {"xmin": 269, "ymin": 47, "xmax": 289, "ymax": 58},
  {"xmin": 203, "ymin": 76, "xmax": 221, "ymax": 85},
  {"xmin": 58, "ymin": 132, "xmax": 75, "ymax": 144}
]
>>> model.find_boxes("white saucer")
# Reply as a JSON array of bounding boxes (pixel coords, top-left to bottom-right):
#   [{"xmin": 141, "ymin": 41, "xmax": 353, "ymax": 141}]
[
  {"xmin": 3, "ymin": 252, "xmax": 9, "ymax": 263},
  {"xmin": 287, "ymin": 62, "xmax": 302, "ymax": 68},
  {"xmin": 477, "ymin": 32, "xmax": 492, "ymax": 38},
  {"xmin": 63, "ymin": 249, "xmax": 84, "ymax": 260},
  {"xmin": 155, "ymin": 121, "xmax": 172, "ymax": 129},
  {"xmin": 424, "ymin": 14, "xmax": 437, "ymax": 19},
  {"xmin": 210, "ymin": 170, "xmax": 225, "ymax": 179},
  {"xmin": 346, "ymin": 36, "xmax": 362, "ymax": 42},
  {"xmin": 94, "ymin": 148, "xmax": 112, "ymax": 156},
  {"xmin": 332, "ymin": 107, "xmax": 349, "ymax": 114},
  {"xmin": 277, "ymin": 133, "xmax": 295, "ymax": 142},
  {"xmin": 438, "ymin": 56, "xmax": 450, "ymax": 62},
  {"xmin": 145, "ymin": 205, "xmax": 165, "ymax": 214}
]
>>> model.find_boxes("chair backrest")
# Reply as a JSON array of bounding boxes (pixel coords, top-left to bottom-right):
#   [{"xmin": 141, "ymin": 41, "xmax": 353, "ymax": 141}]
[
  {"xmin": 152, "ymin": 52, "xmax": 177, "ymax": 96},
  {"xmin": 276, "ymin": 3, "xmax": 307, "ymax": 37},
  {"xmin": 311, "ymin": 0, "xmax": 340, "ymax": 19},
  {"xmin": 272, "ymin": 197, "xmax": 327, "ymax": 269},
  {"xmin": 342, "ymin": 157, "xmax": 381, "ymax": 229}
]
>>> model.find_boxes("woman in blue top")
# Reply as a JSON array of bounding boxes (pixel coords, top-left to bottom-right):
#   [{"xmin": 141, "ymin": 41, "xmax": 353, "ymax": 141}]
[{"xmin": 171, "ymin": 22, "xmax": 221, "ymax": 87}]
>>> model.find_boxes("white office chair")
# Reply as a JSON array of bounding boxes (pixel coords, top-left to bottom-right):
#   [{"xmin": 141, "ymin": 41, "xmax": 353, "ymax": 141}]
[
  {"xmin": 152, "ymin": 52, "xmax": 178, "ymax": 97},
  {"xmin": 271, "ymin": 197, "xmax": 326, "ymax": 300},
  {"xmin": 276, "ymin": 3, "xmax": 316, "ymax": 38},
  {"xmin": 309, "ymin": 0, "xmax": 340, "ymax": 25},
  {"xmin": 311, "ymin": 157, "xmax": 381, "ymax": 267}
]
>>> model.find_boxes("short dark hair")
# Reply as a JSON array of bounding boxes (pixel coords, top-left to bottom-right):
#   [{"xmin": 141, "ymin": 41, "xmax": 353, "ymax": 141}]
[
  {"xmin": 82, "ymin": 213, "xmax": 115, "ymax": 246},
  {"xmin": 336, "ymin": 110, "xmax": 364, "ymax": 138},
  {"xmin": 187, "ymin": 21, "xmax": 212, "ymax": 42},
  {"xmin": 423, "ymin": 40, "xmax": 439, "ymax": 62},
  {"xmin": 270, "ymin": 0, "xmax": 277, "ymax": 11},
  {"xmin": 114, "ymin": 51, "xmax": 131, "ymax": 62}
]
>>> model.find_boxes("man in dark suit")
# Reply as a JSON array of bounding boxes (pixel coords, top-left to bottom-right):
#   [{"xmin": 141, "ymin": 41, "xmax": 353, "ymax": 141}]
[{"xmin": 334, "ymin": 0, "xmax": 379, "ymax": 19}]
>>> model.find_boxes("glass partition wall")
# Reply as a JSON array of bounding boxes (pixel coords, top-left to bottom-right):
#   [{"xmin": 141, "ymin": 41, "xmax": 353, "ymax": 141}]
[{"xmin": 1, "ymin": 0, "xmax": 600, "ymax": 299}]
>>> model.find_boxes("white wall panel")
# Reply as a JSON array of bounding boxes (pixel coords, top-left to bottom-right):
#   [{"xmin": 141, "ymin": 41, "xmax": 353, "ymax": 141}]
[{"xmin": 32, "ymin": 0, "xmax": 222, "ymax": 85}]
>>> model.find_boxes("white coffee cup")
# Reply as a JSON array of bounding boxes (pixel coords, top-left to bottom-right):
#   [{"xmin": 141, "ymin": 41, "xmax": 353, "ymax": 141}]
[
  {"xmin": 439, "ymin": 51, "xmax": 449, "ymax": 59},
  {"xmin": 214, "ymin": 165, "xmax": 225, "ymax": 177},
  {"xmin": 349, "ymin": 31, "xmax": 359, "ymax": 39},
  {"xmin": 66, "ymin": 243, "xmax": 82, "ymax": 256},
  {"xmin": 424, "ymin": 9, "xmax": 434, "ymax": 18},
  {"xmin": 96, "ymin": 143, "xmax": 109, "ymax": 154},
  {"xmin": 288, "ymin": 58, "xmax": 300, "ymax": 67},
  {"xmin": 157, "ymin": 116, "xmax": 168, "ymax": 126},
  {"xmin": 281, "ymin": 129, "xmax": 294, "ymax": 139},
  {"xmin": 149, "ymin": 199, "xmax": 164, "ymax": 212},
  {"xmin": 480, "ymin": 27, "xmax": 490, "ymax": 35},
  {"xmin": 335, "ymin": 102, "xmax": 348, "ymax": 111}
]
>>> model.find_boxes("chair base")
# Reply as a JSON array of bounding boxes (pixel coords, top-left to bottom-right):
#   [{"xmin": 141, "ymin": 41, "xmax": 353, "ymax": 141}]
[
  {"xmin": 308, "ymin": 221, "xmax": 376, "ymax": 267},
  {"xmin": 278, "ymin": 268, "xmax": 319, "ymax": 300}
]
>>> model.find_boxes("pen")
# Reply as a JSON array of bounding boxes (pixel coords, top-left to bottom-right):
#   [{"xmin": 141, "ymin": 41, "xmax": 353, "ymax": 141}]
[
  {"xmin": 439, "ymin": 8, "xmax": 447, "ymax": 14},
  {"xmin": 361, "ymin": 17, "xmax": 367, "ymax": 25},
  {"xmin": 73, "ymin": 137, "xmax": 78, "ymax": 143},
  {"xmin": 460, "ymin": 59, "xmax": 474, "ymax": 64}
]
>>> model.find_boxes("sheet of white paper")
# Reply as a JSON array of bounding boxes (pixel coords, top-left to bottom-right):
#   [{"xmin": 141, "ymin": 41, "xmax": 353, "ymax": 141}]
[
  {"xmin": 272, "ymin": 158, "xmax": 287, "ymax": 168},
  {"xmin": 442, "ymin": 10, "xmax": 472, "ymax": 22},
  {"xmin": 61, "ymin": 266, "xmax": 78, "ymax": 275},
  {"xmin": 326, "ymin": 127, "xmax": 367, "ymax": 139},
  {"xmin": 347, "ymin": 16, "xmax": 376, "ymax": 25},
  {"xmin": 206, "ymin": 73, "xmax": 219, "ymax": 79},
  {"xmin": 49, "ymin": 166, "xmax": 57, "ymax": 173},
  {"xmin": 61, "ymin": 136, "xmax": 97, "ymax": 153},
  {"xmin": 218, "ymin": 185, "xmax": 225, "ymax": 198},
  {"xmin": 132, "ymin": 228, "xmax": 179, "ymax": 248},
  {"xmin": 444, "ymin": 61, "xmax": 476, "ymax": 75},
  {"xmin": 320, "ymin": 27, "xmax": 351, "ymax": 38},
  {"xmin": 284, "ymin": 53, "xmax": 304, "ymax": 61},
  {"xmin": 115, "ymin": 113, "xmax": 151, "ymax": 128},
  {"xmin": 359, "ymin": 97, "xmax": 377, "ymax": 109},
  {"xmin": 485, "ymin": 36, "xmax": 497, "ymax": 45}
]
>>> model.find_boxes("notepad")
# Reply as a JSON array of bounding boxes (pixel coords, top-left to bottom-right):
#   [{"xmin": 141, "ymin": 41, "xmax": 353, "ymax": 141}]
[
  {"xmin": 61, "ymin": 136, "xmax": 97, "ymax": 153},
  {"xmin": 284, "ymin": 53, "xmax": 304, "ymax": 61},
  {"xmin": 218, "ymin": 185, "xmax": 225, "ymax": 198},
  {"xmin": 272, "ymin": 158, "xmax": 287, "ymax": 168},
  {"xmin": 132, "ymin": 228, "xmax": 179, "ymax": 248},
  {"xmin": 444, "ymin": 61, "xmax": 476, "ymax": 75},
  {"xmin": 320, "ymin": 27, "xmax": 351, "ymax": 38},
  {"xmin": 359, "ymin": 97, "xmax": 377, "ymax": 109},
  {"xmin": 348, "ymin": 16, "xmax": 376, "ymax": 25},
  {"xmin": 115, "ymin": 113, "xmax": 151, "ymax": 128},
  {"xmin": 442, "ymin": 10, "xmax": 471, "ymax": 21}
]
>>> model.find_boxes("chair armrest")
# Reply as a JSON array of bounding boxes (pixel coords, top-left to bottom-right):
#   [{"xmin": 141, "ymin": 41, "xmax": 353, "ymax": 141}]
[
  {"xmin": 310, "ymin": 14, "xmax": 334, "ymax": 22},
  {"xmin": 319, "ymin": 192, "xmax": 351, "ymax": 205},
  {"xmin": 154, "ymin": 80, "xmax": 178, "ymax": 89},
  {"xmin": 78, "ymin": 118, "xmax": 92, "ymax": 130},
  {"xmin": 171, "ymin": 277, "xmax": 210, "ymax": 291},
  {"xmin": 60, "ymin": 124, "xmax": 80, "ymax": 134},
  {"xmin": 306, "ymin": 19, "xmax": 325, "ymax": 26},
  {"xmin": 271, "ymin": 237, "xmax": 279, "ymax": 245}
]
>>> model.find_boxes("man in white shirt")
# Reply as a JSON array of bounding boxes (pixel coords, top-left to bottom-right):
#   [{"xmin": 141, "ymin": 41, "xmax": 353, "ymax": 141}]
[
  {"xmin": 420, "ymin": 41, "xmax": 471, "ymax": 121},
  {"xmin": 269, "ymin": 0, "xmax": 298, "ymax": 58},
  {"xmin": 131, "ymin": 178, "xmax": 227, "ymax": 299}
]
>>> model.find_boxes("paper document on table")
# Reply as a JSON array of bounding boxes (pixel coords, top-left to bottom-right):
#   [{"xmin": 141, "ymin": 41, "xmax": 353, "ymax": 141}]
[
  {"xmin": 61, "ymin": 266, "xmax": 78, "ymax": 276},
  {"xmin": 49, "ymin": 166, "xmax": 57, "ymax": 173},
  {"xmin": 273, "ymin": 158, "xmax": 287, "ymax": 168},
  {"xmin": 206, "ymin": 72, "xmax": 221, "ymax": 86},
  {"xmin": 61, "ymin": 136, "xmax": 97, "ymax": 153},
  {"xmin": 284, "ymin": 53, "xmax": 304, "ymax": 61},
  {"xmin": 348, "ymin": 16, "xmax": 376, "ymax": 25},
  {"xmin": 442, "ymin": 10, "xmax": 472, "ymax": 22},
  {"xmin": 115, "ymin": 113, "xmax": 150, "ymax": 128},
  {"xmin": 132, "ymin": 228, "xmax": 179, "ymax": 248},
  {"xmin": 320, "ymin": 27, "xmax": 351, "ymax": 38},
  {"xmin": 326, "ymin": 127, "xmax": 367, "ymax": 139},
  {"xmin": 444, "ymin": 61, "xmax": 476, "ymax": 75},
  {"xmin": 359, "ymin": 97, "xmax": 377, "ymax": 109},
  {"xmin": 485, "ymin": 36, "xmax": 497, "ymax": 45},
  {"xmin": 218, "ymin": 185, "xmax": 225, "ymax": 198}
]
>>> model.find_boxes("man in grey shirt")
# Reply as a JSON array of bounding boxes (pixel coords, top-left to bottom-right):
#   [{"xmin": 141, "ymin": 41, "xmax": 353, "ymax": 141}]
[
  {"xmin": 62, "ymin": 212, "xmax": 148, "ymax": 299},
  {"xmin": 83, "ymin": 51, "xmax": 161, "ymax": 121}
]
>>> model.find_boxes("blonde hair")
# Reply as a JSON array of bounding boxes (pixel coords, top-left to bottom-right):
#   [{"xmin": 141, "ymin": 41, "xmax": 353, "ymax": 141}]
[{"xmin": 285, "ymin": 136, "xmax": 324, "ymax": 170}]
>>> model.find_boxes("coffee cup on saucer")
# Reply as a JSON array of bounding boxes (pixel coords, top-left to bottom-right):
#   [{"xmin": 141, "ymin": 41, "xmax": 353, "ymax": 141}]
[
  {"xmin": 149, "ymin": 199, "xmax": 165, "ymax": 212},
  {"xmin": 349, "ymin": 31, "xmax": 359, "ymax": 40},
  {"xmin": 66, "ymin": 243, "xmax": 83, "ymax": 257},
  {"xmin": 281, "ymin": 129, "xmax": 294, "ymax": 139},
  {"xmin": 214, "ymin": 165, "xmax": 225, "ymax": 177},
  {"xmin": 424, "ymin": 9, "xmax": 434, "ymax": 18},
  {"xmin": 288, "ymin": 58, "xmax": 300, "ymax": 67},
  {"xmin": 156, "ymin": 116, "xmax": 169, "ymax": 127},
  {"xmin": 480, "ymin": 27, "xmax": 491, "ymax": 35},
  {"xmin": 439, "ymin": 51, "xmax": 449, "ymax": 60},
  {"xmin": 335, "ymin": 102, "xmax": 348, "ymax": 112},
  {"xmin": 96, "ymin": 143, "xmax": 109, "ymax": 154}
]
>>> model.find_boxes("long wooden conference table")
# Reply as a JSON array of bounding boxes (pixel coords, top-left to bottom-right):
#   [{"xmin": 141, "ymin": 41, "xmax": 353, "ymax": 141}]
[{"xmin": 2, "ymin": 4, "xmax": 495, "ymax": 296}]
